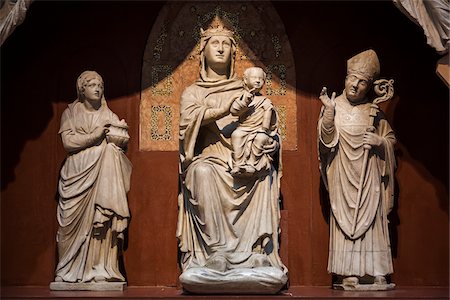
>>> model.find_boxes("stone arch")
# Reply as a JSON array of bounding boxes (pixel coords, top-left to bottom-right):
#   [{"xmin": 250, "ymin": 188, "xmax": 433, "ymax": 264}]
[{"xmin": 140, "ymin": 2, "xmax": 297, "ymax": 151}]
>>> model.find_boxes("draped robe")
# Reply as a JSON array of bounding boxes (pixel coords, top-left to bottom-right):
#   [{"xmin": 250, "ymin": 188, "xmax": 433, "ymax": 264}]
[
  {"xmin": 318, "ymin": 93, "xmax": 396, "ymax": 277},
  {"xmin": 56, "ymin": 100, "xmax": 131, "ymax": 282},
  {"xmin": 177, "ymin": 77, "xmax": 286, "ymax": 274}
]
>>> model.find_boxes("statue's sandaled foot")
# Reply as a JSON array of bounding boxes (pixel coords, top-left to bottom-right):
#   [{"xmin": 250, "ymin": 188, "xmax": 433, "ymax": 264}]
[
  {"xmin": 342, "ymin": 276, "xmax": 359, "ymax": 286},
  {"xmin": 252, "ymin": 254, "xmax": 271, "ymax": 268},
  {"xmin": 374, "ymin": 275, "xmax": 387, "ymax": 285},
  {"xmin": 54, "ymin": 276, "xmax": 63, "ymax": 282},
  {"xmin": 94, "ymin": 275, "xmax": 106, "ymax": 282},
  {"xmin": 106, "ymin": 276, "xmax": 125, "ymax": 282}
]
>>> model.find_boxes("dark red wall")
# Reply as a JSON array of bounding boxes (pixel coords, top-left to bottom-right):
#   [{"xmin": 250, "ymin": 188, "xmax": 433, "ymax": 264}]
[{"xmin": 1, "ymin": 1, "xmax": 448, "ymax": 287}]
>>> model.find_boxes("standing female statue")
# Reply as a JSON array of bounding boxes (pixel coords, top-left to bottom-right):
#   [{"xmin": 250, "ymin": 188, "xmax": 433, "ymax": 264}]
[
  {"xmin": 318, "ymin": 50, "xmax": 396, "ymax": 290},
  {"xmin": 177, "ymin": 25, "xmax": 287, "ymax": 294},
  {"xmin": 52, "ymin": 71, "xmax": 131, "ymax": 289}
]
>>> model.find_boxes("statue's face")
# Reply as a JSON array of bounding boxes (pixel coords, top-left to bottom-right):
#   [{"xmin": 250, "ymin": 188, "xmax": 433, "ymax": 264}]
[
  {"xmin": 344, "ymin": 74, "xmax": 370, "ymax": 103},
  {"xmin": 204, "ymin": 36, "xmax": 232, "ymax": 67},
  {"xmin": 83, "ymin": 78, "xmax": 104, "ymax": 101},
  {"xmin": 244, "ymin": 68, "xmax": 265, "ymax": 92}
]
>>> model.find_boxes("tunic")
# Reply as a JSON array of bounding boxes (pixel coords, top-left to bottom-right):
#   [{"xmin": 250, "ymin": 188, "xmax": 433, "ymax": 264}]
[{"xmin": 318, "ymin": 93, "xmax": 396, "ymax": 276}]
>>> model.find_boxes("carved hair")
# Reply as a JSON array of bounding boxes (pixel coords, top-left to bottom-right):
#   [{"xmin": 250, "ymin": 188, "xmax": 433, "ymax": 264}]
[
  {"xmin": 243, "ymin": 67, "xmax": 267, "ymax": 81},
  {"xmin": 76, "ymin": 70, "xmax": 104, "ymax": 100}
]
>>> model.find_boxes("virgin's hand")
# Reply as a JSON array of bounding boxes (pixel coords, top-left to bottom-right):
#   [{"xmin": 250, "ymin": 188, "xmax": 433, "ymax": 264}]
[
  {"xmin": 263, "ymin": 137, "xmax": 279, "ymax": 155},
  {"xmin": 219, "ymin": 97, "xmax": 235, "ymax": 116},
  {"xmin": 223, "ymin": 92, "xmax": 246, "ymax": 114},
  {"xmin": 319, "ymin": 87, "xmax": 336, "ymax": 109},
  {"xmin": 363, "ymin": 126, "xmax": 383, "ymax": 149}
]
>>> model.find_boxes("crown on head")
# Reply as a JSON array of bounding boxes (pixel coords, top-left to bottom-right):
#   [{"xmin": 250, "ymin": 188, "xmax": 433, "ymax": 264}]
[{"xmin": 200, "ymin": 16, "xmax": 234, "ymax": 39}]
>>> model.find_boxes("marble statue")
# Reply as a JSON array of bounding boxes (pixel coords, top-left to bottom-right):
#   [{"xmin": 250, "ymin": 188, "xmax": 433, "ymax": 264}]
[
  {"xmin": 230, "ymin": 67, "xmax": 276, "ymax": 177},
  {"xmin": 0, "ymin": 0, "xmax": 33, "ymax": 46},
  {"xmin": 393, "ymin": 0, "xmax": 449, "ymax": 54},
  {"xmin": 177, "ymin": 26, "xmax": 288, "ymax": 294},
  {"xmin": 318, "ymin": 49, "xmax": 396, "ymax": 291},
  {"xmin": 50, "ymin": 71, "xmax": 131, "ymax": 291}
]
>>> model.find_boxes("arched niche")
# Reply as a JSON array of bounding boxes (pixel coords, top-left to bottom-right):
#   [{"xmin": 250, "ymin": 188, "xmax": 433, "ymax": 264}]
[{"xmin": 140, "ymin": 2, "xmax": 297, "ymax": 151}]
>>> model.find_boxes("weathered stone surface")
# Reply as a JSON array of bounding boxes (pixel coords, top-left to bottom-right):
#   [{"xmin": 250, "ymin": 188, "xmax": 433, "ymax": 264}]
[
  {"xmin": 180, "ymin": 267, "xmax": 287, "ymax": 294},
  {"xmin": 49, "ymin": 282, "xmax": 126, "ymax": 291}
]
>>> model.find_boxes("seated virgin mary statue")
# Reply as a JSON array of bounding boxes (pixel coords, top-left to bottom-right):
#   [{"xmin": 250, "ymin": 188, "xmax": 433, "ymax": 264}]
[{"xmin": 176, "ymin": 25, "xmax": 288, "ymax": 294}]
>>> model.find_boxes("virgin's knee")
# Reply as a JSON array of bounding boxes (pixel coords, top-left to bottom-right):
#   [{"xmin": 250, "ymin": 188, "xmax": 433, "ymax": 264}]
[{"xmin": 194, "ymin": 163, "xmax": 214, "ymax": 179}]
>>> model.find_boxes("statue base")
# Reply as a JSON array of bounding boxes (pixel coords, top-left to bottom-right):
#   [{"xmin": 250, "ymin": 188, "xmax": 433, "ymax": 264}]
[
  {"xmin": 49, "ymin": 282, "xmax": 126, "ymax": 291},
  {"xmin": 179, "ymin": 267, "xmax": 288, "ymax": 294},
  {"xmin": 333, "ymin": 282, "xmax": 395, "ymax": 291}
]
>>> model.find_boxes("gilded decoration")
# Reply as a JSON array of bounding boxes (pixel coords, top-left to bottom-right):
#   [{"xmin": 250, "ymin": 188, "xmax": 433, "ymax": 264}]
[
  {"xmin": 140, "ymin": 2, "xmax": 297, "ymax": 151},
  {"xmin": 150, "ymin": 105, "xmax": 172, "ymax": 141}
]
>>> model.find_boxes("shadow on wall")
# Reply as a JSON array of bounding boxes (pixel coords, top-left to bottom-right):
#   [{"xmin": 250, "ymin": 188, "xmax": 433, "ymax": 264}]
[{"xmin": 1, "ymin": 2, "xmax": 164, "ymax": 191}]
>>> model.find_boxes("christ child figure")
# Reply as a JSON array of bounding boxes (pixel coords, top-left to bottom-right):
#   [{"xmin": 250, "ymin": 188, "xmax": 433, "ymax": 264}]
[{"xmin": 230, "ymin": 67, "xmax": 277, "ymax": 177}]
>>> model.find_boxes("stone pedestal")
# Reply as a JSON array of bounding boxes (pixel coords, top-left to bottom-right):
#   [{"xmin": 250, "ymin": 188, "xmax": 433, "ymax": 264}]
[
  {"xmin": 179, "ymin": 267, "xmax": 288, "ymax": 294},
  {"xmin": 49, "ymin": 282, "xmax": 127, "ymax": 291},
  {"xmin": 333, "ymin": 282, "xmax": 395, "ymax": 291}
]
